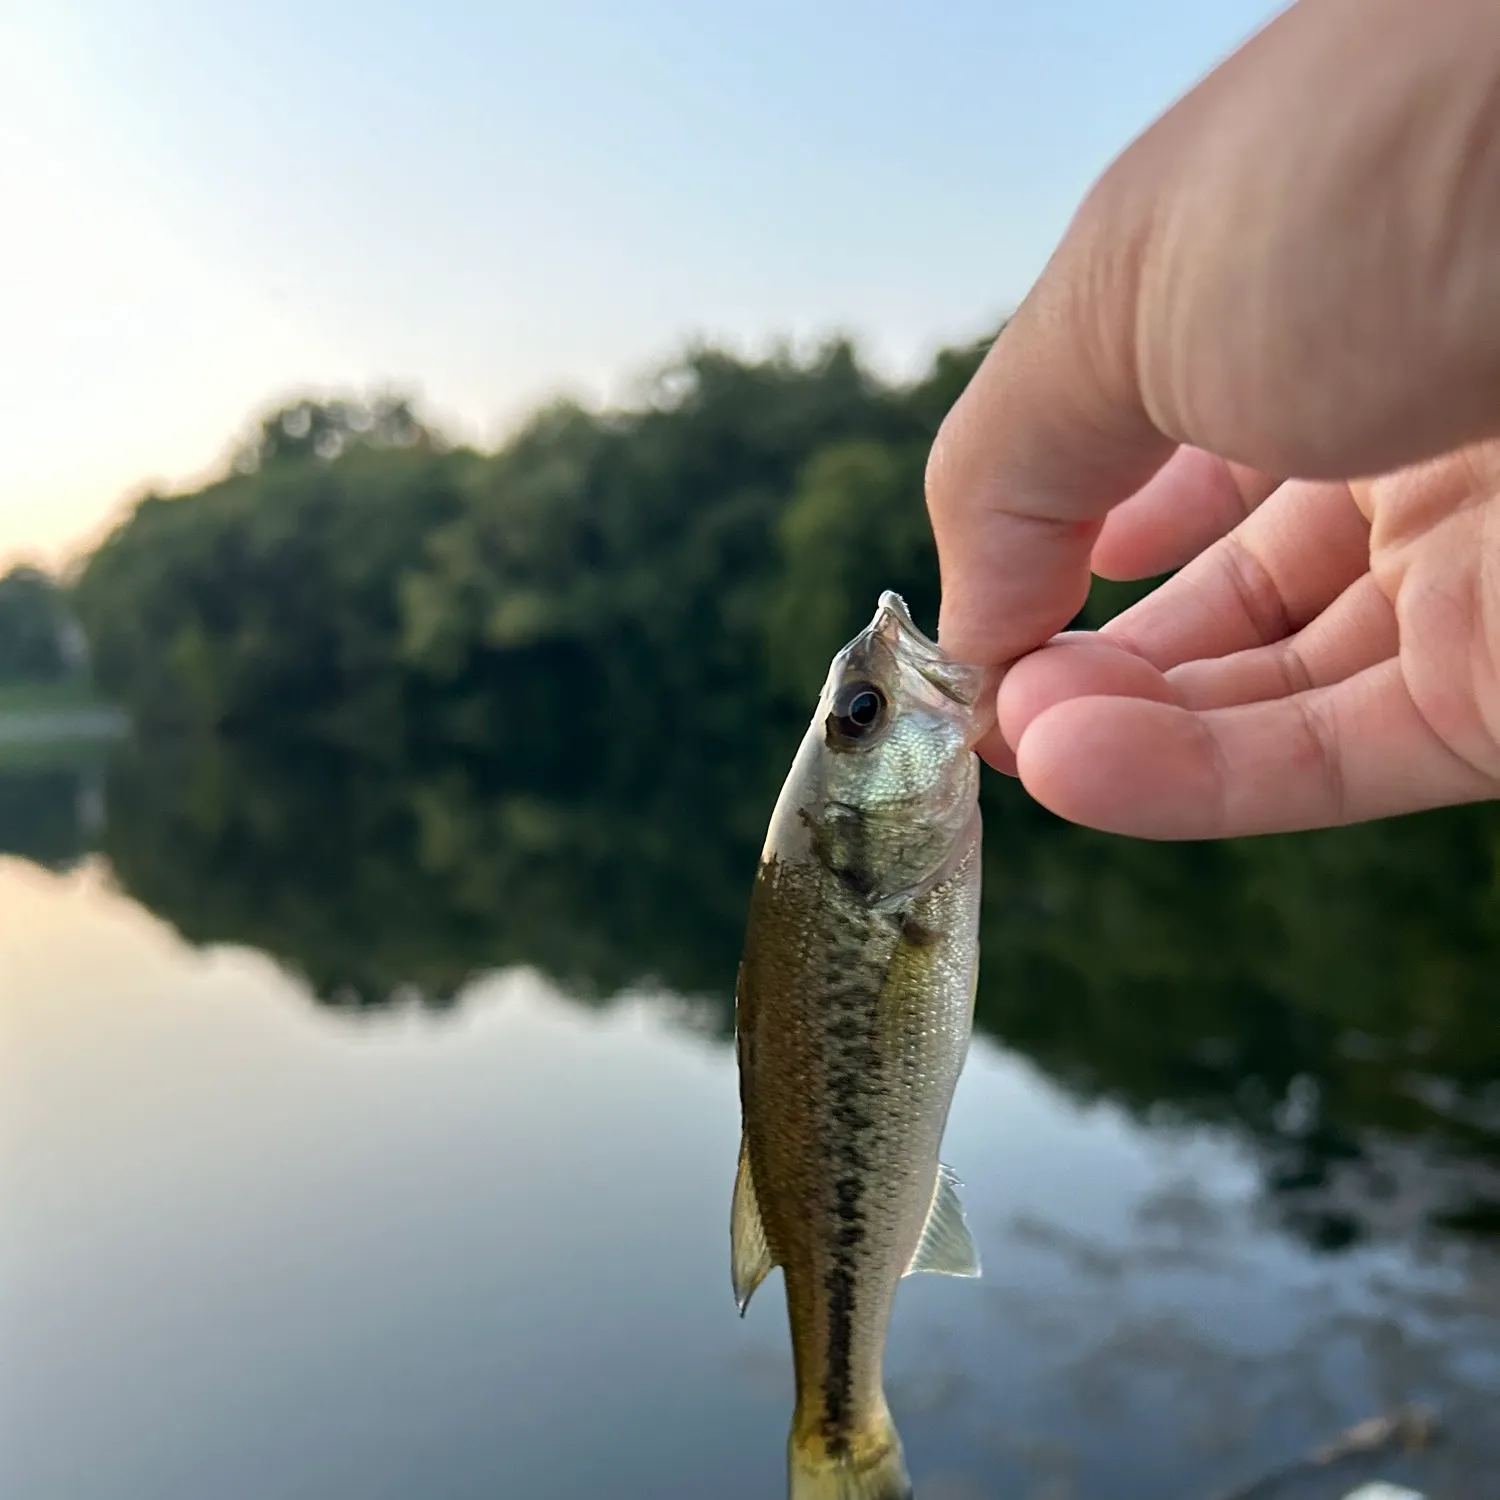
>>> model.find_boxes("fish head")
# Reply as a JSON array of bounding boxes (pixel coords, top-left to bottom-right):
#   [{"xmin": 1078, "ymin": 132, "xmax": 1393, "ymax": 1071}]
[{"xmin": 801, "ymin": 591, "xmax": 986, "ymax": 901}]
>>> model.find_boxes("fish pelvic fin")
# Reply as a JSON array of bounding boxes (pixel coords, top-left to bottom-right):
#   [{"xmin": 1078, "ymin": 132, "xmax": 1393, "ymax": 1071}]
[
  {"xmin": 731, "ymin": 1133, "xmax": 775, "ymax": 1315},
  {"xmin": 904, "ymin": 1163, "xmax": 981, "ymax": 1279},
  {"xmin": 788, "ymin": 1407, "xmax": 912, "ymax": 1500}
]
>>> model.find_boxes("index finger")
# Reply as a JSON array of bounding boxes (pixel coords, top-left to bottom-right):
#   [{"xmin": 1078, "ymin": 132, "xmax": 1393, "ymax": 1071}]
[{"xmin": 925, "ymin": 229, "xmax": 1175, "ymax": 667}]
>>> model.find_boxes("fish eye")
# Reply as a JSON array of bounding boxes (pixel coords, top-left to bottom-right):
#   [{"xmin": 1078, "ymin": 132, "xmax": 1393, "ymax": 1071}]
[{"xmin": 830, "ymin": 681, "xmax": 887, "ymax": 741}]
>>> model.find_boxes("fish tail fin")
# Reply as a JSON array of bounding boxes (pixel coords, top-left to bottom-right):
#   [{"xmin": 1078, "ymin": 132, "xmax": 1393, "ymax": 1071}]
[{"xmin": 787, "ymin": 1406, "xmax": 911, "ymax": 1500}]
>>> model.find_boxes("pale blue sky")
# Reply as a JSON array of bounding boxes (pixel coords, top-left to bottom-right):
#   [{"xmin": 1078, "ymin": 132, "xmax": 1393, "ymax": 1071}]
[{"xmin": 1, "ymin": 0, "xmax": 1281, "ymax": 565}]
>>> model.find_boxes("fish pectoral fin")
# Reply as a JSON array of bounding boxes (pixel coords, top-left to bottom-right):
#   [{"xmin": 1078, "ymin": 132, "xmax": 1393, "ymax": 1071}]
[
  {"xmin": 904, "ymin": 1163, "xmax": 981, "ymax": 1278},
  {"xmin": 731, "ymin": 1134, "xmax": 775, "ymax": 1315}
]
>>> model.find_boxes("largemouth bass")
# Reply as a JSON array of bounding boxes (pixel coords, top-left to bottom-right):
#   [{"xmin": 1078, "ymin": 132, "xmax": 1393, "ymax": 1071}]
[{"xmin": 732, "ymin": 590, "xmax": 986, "ymax": 1500}]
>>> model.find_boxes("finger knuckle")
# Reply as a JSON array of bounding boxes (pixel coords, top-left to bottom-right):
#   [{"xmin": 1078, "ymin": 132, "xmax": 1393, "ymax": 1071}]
[
  {"xmin": 924, "ymin": 413, "xmax": 965, "ymax": 521},
  {"xmin": 1220, "ymin": 535, "xmax": 1292, "ymax": 643},
  {"xmin": 1277, "ymin": 641, "xmax": 1316, "ymax": 697},
  {"xmin": 1293, "ymin": 696, "xmax": 1346, "ymax": 822}
]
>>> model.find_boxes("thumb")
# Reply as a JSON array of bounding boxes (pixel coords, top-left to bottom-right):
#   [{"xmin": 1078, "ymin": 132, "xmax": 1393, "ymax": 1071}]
[{"xmin": 925, "ymin": 237, "xmax": 1174, "ymax": 667}]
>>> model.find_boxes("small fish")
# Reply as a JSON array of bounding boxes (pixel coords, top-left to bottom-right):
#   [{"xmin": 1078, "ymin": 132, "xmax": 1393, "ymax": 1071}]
[{"xmin": 732, "ymin": 591, "xmax": 986, "ymax": 1500}]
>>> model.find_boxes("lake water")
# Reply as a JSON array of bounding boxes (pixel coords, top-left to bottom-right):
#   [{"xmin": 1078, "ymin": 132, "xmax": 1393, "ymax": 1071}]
[{"xmin": 6, "ymin": 836, "xmax": 1500, "ymax": 1500}]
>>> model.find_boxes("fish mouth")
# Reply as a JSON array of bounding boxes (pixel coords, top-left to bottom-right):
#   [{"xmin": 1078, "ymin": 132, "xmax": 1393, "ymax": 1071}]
[
  {"xmin": 871, "ymin": 590, "xmax": 933, "ymax": 649},
  {"xmin": 863, "ymin": 591, "xmax": 984, "ymax": 708}
]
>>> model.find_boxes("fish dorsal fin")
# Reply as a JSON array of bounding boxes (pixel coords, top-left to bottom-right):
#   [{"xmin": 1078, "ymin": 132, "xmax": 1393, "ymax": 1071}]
[
  {"xmin": 732, "ymin": 1135, "xmax": 776, "ymax": 1315},
  {"xmin": 904, "ymin": 1163, "xmax": 981, "ymax": 1278}
]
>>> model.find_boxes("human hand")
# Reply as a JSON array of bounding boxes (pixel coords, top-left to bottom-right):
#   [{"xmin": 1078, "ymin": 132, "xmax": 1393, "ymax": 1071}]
[
  {"xmin": 925, "ymin": 0, "xmax": 1500, "ymax": 838},
  {"xmin": 997, "ymin": 444, "xmax": 1500, "ymax": 837}
]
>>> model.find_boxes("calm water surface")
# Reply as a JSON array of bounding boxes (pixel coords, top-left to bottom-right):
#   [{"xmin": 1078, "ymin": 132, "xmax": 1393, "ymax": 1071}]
[{"xmin": 6, "ymin": 855, "xmax": 1500, "ymax": 1500}]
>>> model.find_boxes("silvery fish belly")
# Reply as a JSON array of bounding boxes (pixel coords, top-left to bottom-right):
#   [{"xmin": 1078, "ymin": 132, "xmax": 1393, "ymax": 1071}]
[{"xmin": 731, "ymin": 591, "xmax": 985, "ymax": 1500}]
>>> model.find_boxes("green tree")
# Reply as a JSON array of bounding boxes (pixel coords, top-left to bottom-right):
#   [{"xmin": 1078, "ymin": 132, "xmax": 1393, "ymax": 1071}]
[
  {"xmin": 75, "ymin": 436, "xmax": 478, "ymax": 746},
  {"xmin": 230, "ymin": 393, "xmax": 442, "ymax": 472}
]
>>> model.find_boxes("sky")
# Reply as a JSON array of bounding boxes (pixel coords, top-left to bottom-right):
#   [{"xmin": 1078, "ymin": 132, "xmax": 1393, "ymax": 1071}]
[{"xmin": 1, "ymin": 0, "xmax": 1282, "ymax": 571}]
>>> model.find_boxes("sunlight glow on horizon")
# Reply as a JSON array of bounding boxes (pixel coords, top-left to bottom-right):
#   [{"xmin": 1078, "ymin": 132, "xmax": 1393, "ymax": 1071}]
[{"xmin": 0, "ymin": 21, "xmax": 340, "ymax": 571}]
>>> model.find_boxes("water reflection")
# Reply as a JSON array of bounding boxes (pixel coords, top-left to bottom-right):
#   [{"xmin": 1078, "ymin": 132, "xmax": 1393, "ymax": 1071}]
[
  {"xmin": 4, "ymin": 858, "xmax": 1498, "ymax": 1499},
  {"xmin": 4, "ymin": 731, "xmax": 1500, "ymax": 1495},
  {"xmin": 60, "ymin": 734, "xmax": 1500, "ymax": 1255},
  {"xmin": 0, "ymin": 744, "xmax": 106, "ymax": 871}
]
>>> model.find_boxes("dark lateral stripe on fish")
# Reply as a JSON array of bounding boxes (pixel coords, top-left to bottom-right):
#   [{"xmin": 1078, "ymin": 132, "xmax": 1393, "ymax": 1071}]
[
  {"xmin": 818, "ymin": 933, "xmax": 883, "ymax": 1446},
  {"xmin": 823, "ymin": 1258, "xmax": 856, "ymax": 1448}
]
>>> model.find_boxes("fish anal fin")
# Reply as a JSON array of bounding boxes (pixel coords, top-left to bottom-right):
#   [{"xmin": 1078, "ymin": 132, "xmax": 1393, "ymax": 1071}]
[
  {"xmin": 904, "ymin": 1162, "xmax": 981, "ymax": 1278},
  {"xmin": 731, "ymin": 1133, "xmax": 775, "ymax": 1314}
]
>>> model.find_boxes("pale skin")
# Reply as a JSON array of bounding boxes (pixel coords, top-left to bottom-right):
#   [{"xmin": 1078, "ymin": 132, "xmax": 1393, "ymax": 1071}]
[{"xmin": 925, "ymin": 0, "xmax": 1500, "ymax": 839}]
